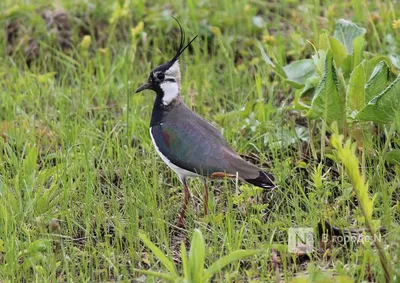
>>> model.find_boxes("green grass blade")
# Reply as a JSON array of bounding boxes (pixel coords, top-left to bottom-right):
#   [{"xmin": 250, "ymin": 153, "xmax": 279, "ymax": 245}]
[
  {"xmin": 258, "ymin": 41, "xmax": 287, "ymax": 79},
  {"xmin": 204, "ymin": 250, "xmax": 261, "ymax": 280},
  {"xmin": 189, "ymin": 229, "xmax": 206, "ymax": 283},
  {"xmin": 181, "ymin": 241, "xmax": 191, "ymax": 281},
  {"xmin": 138, "ymin": 232, "xmax": 178, "ymax": 277}
]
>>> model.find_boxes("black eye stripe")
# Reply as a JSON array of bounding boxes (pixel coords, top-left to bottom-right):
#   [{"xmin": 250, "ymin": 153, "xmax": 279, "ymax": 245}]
[
  {"xmin": 165, "ymin": 78, "xmax": 176, "ymax": 82},
  {"xmin": 157, "ymin": 73, "xmax": 165, "ymax": 80}
]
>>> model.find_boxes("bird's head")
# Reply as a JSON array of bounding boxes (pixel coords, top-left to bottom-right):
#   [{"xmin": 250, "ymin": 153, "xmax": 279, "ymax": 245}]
[{"xmin": 135, "ymin": 18, "xmax": 197, "ymax": 106}]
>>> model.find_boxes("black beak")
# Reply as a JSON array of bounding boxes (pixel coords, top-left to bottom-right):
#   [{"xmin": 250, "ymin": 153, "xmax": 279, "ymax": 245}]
[{"xmin": 135, "ymin": 82, "xmax": 151, "ymax": 93}]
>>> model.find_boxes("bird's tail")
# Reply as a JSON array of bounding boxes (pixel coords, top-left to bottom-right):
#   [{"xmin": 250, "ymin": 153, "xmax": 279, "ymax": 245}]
[{"xmin": 245, "ymin": 170, "xmax": 275, "ymax": 189}]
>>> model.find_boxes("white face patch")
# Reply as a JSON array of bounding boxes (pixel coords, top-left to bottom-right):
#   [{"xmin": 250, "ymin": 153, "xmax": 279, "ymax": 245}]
[
  {"xmin": 165, "ymin": 61, "xmax": 181, "ymax": 79},
  {"xmin": 158, "ymin": 60, "xmax": 181, "ymax": 106},
  {"xmin": 161, "ymin": 82, "xmax": 179, "ymax": 105}
]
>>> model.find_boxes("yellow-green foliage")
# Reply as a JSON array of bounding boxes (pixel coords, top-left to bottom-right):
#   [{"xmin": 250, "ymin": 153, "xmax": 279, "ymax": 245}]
[
  {"xmin": 330, "ymin": 122, "xmax": 391, "ymax": 282},
  {"xmin": 330, "ymin": 124, "xmax": 374, "ymax": 225}
]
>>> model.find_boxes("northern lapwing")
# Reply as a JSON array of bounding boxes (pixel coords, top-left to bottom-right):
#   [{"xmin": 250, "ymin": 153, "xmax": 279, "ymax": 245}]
[{"xmin": 136, "ymin": 19, "xmax": 275, "ymax": 226}]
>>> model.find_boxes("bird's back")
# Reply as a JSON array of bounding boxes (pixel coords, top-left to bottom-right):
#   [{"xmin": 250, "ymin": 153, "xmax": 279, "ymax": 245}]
[{"xmin": 151, "ymin": 99, "xmax": 274, "ymax": 188}]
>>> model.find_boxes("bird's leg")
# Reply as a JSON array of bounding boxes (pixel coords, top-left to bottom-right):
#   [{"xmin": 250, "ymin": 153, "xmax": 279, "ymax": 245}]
[
  {"xmin": 203, "ymin": 179, "xmax": 209, "ymax": 216},
  {"xmin": 178, "ymin": 178, "xmax": 190, "ymax": 227}
]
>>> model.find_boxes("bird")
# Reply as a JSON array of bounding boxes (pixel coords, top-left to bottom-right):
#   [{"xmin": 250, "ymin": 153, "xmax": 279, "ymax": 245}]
[{"xmin": 135, "ymin": 18, "xmax": 275, "ymax": 227}]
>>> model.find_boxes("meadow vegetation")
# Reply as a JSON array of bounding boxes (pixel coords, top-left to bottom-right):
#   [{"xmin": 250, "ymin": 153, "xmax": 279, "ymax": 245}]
[{"xmin": 0, "ymin": 0, "xmax": 399, "ymax": 281}]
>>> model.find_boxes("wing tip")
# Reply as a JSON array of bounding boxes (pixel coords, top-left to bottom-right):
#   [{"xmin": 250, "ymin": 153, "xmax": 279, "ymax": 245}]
[{"xmin": 245, "ymin": 170, "xmax": 275, "ymax": 189}]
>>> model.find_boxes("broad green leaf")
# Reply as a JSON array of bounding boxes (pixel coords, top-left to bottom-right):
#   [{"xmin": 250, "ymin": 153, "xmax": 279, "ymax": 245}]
[
  {"xmin": 300, "ymin": 76, "xmax": 321, "ymax": 98},
  {"xmin": 329, "ymin": 37, "xmax": 347, "ymax": 67},
  {"xmin": 138, "ymin": 232, "xmax": 177, "ymax": 276},
  {"xmin": 352, "ymin": 36, "xmax": 366, "ymax": 69},
  {"xmin": 285, "ymin": 80, "xmax": 306, "ymax": 89},
  {"xmin": 294, "ymin": 90, "xmax": 311, "ymax": 110},
  {"xmin": 307, "ymin": 50, "xmax": 344, "ymax": 125},
  {"xmin": 204, "ymin": 250, "xmax": 260, "ymax": 280},
  {"xmin": 365, "ymin": 61, "xmax": 389, "ymax": 103},
  {"xmin": 346, "ymin": 62, "xmax": 365, "ymax": 117},
  {"xmin": 312, "ymin": 50, "xmax": 327, "ymax": 75},
  {"xmin": 180, "ymin": 241, "xmax": 191, "ymax": 281},
  {"xmin": 356, "ymin": 75, "xmax": 400, "ymax": 124},
  {"xmin": 319, "ymin": 30, "xmax": 330, "ymax": 51},
  {"xmin": 333, "ymin": 19, "xmax": 366, "ymax": 54},
  {"xmin": 385, "ymin": 149, "xmax": 400, "ymax": 165},
  {"xmin": 364, "ymin": 55, "xmax": 391, "ymax": 79},
  {"xmin": 283, "ymin": 59, "xmax": 317, "ymax": 87},
  {"xmin": 342, "ymin": 55, "xmax": 353, "ymax": 79},
  {"xmin": 189, "ymin": 229, "xmax": 205, "ymax": 282},
  {"xmin": 299, "ymin": 77, "xmax": 320, "ymax": 99},
  {"xmin": 337, "ymin": 71, "xmax": 347, "ymax": 102},
  {"xmin": 133, "ymin": 269, "xmax": 175, "ymax": 281},
  {"xmin": 294, "ymin": 76, "xmax": 320, "ymax": 110},
  {"xmin": 390, "ymin": 54, "xmax": 400, "ymax": 70}
]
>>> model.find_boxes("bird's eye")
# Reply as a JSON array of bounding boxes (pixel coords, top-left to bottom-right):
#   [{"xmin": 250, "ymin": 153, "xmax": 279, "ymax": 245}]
[{"xmin": 157, "ymin": 73, "xmax": 165, "ymax": 80}]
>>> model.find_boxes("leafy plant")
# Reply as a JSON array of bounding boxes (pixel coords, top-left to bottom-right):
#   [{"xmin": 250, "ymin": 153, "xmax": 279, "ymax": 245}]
[
  {"xmin": 135, "ymin": 229, "xmax": 260, "ymax": 282},
  {"xmin": 260, "ymin": 19, "xmax": 400, "ymax": 144}
]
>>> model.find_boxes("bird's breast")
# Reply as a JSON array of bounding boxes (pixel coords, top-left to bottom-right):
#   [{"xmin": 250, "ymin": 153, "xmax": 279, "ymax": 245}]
[{"xmin": 149, "ymin": 126, "xmax": 200, "ymax": 180}]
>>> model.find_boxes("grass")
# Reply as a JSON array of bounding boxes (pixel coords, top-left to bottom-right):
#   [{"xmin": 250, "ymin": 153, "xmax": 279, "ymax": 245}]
[{"xmin": 0, "ymin": 0, "xmax": 399, "ymax": 282}]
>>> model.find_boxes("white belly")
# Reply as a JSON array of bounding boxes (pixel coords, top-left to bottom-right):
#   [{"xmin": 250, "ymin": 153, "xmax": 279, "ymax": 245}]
[{"xmin": 149, "ymin": 127, "xmax": 200, "ymax": 181}]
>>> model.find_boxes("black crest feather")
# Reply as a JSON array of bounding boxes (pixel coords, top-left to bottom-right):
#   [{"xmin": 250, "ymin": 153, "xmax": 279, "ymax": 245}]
[{"xmin": 170, "ymin": 16, "xmax": 198, "ymax": 63}]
